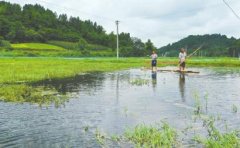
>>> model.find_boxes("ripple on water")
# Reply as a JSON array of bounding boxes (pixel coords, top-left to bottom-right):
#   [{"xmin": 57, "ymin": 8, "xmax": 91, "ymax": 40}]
[{"xmin": 0, "ymin": 67, "xmax": 240, "ymax": 147}]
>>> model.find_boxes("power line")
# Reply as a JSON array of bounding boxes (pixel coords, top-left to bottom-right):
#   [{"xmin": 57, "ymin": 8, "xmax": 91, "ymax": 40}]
[{"xmin": 222, "ymin": 0, "xmax": 240, "ymax": 21}]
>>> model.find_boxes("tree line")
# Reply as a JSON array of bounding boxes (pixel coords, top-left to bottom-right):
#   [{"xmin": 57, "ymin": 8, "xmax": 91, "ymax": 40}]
[
  {"xmin": 0, "ymin": 1, "xmax": 156, "ymax": 57},
  {"xmin": 158, "ymin": 34, "xmax": 240, "ymax": 57}
]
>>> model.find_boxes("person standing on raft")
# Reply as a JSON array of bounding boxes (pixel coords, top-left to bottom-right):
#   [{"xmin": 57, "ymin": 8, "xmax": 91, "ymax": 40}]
[
  {"xmin": 179, "ymin": 48, "xmax": 187, "ymax": 71},
  {"xmin": 151, "ymin": 51, "xmax": 158, "ymax": 71}
]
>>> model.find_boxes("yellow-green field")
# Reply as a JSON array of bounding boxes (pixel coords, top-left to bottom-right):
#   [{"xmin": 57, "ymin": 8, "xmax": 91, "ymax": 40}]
[
  {"xmin": 0, "ymin": 42, "xmax": 115, "ymax": 57},
  {"xmin": 11, "ymin": 43, "xmax": 66, "ymax": 51}
]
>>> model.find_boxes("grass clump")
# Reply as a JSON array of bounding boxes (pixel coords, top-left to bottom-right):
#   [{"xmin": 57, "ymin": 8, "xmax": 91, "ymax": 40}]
[
  {"xmin": 95, "ymin": 128, "xmax": 107, "ymax": 146},
  {"xmin": 193, "ymin": 92, "xmax": 202, "ymax": 115},
  {"xmin": 125, "ymin": 122, "xmax": 177, "ymax": 147},
  {"xmin": 194, "ymin": 117, "xmax": 240, "ymax": 148},
  {"xmin": 130, "ymin": 78, "xmax": 150, "ymax": 86},
  {"xmin": 0, "ymin": 84, "xmax": 68, "ymax": 107}
]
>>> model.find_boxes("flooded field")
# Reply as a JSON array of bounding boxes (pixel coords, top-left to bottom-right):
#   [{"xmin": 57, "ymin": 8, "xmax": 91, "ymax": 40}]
[{"xmin": 0, "ymin": 67, "xmax": 240, "ymax": 147}]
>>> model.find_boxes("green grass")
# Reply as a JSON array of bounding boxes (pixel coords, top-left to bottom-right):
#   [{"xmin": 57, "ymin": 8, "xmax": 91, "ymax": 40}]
[
  {"xmin": 124, "ymin": 123, "xmax": 177, "ymax": 147},
  {"xmin": 11, "ymin": 43, "xmax": 66, "ymax": 51},
  {"xmin": 0, "ymin": 84, "xmax": 68, "ymax": 107},
  {"xmin": 194, "ymin": 117, "xmax": 240, "ymax": 148},
  {"xmin": 0, "ymin": 58, "xmax": 145, "ymax": 84},
  {"xmin": 48, "ymin": 40, "xmax": 112, "ymax": 51},
  {"xmin": 0, "ymin": 57, "xmax": 239, "ymax": 84},
  {"xmin": 1, "ymin": 42, "xmax": 115, "ymax": 57}
]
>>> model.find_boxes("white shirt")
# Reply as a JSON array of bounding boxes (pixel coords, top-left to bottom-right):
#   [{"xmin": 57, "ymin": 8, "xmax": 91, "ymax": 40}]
[
  {"xmin": 151, "ymin": 53, "xmax": 158, "ymax": 60},
  {"xmin": 179, "ymin": 52, "xmax": 187, "ymax": 62}
]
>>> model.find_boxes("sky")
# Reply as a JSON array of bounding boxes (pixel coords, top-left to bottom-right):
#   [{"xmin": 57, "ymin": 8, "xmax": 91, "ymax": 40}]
[{"xmin": 5, "ymin": 0, "xmax": 240, "ymax": 47}]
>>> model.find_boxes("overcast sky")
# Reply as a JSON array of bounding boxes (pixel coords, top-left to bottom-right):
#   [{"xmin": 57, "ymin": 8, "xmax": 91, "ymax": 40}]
[{"xmin": 5, "ymin": 0, "xmax": 240, "ymax": 47}]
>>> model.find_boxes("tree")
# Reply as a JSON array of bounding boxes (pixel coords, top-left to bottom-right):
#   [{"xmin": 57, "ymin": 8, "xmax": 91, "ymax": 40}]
[{"xmin": 145, "ymin": 39, "xmax": 156, "ymax": 53}]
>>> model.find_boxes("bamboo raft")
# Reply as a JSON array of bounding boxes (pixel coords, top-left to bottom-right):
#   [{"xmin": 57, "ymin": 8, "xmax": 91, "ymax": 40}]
[{"xmin": 157, "ymin": 69, "xmax": 200, "ymax": 73}]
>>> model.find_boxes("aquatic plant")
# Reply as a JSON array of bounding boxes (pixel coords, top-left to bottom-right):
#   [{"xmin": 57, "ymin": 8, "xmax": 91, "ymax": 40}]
[
  {"xmin": 110, "ymin": 134, "xmax": 122, "ymax": 143},
  {"xmin": 95, "ymin": 128, "xmax": 107, "ymax": 146},
  {"xmin": 193, "ymin": 92, "xmax": 202, "ymax": 115},
  {"xmin": 130, "ymin": 78, "xmax": 150, "ymax": 86},
  {"xmin": 194, "ymin": 117, "xmax": 240, "ymax": 148},
  {"xmin": 123, "ymin": 106, "xmax": 129, "ymax": 117},
  {"xmin": 232, "ymin": 104, "xmax": 238, "ymax": 113},
  {"xmin": 0, "ymin": 84, "xmax": 68, "ymax": 107},
  {"xmin": 124, "ymin": 122, "xmax": 177, "ymax": 147}
]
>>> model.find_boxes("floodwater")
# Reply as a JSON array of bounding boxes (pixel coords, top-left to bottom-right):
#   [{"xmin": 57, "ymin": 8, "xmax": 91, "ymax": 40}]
[{"xmin": 0, "ymin": 67, "xmax": 240, "ymax": 147}]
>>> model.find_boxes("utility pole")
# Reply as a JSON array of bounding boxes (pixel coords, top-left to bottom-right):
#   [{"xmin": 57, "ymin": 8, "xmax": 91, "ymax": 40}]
[{"xmin": 116, "ymin": 20, "xmax": 119, "ymax": 59}]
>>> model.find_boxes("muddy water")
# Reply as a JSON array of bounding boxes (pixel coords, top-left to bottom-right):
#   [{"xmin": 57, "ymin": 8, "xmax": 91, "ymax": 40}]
[{"xmin": 0, "ymin": 67, "xmax": 240, "ymax": 147}]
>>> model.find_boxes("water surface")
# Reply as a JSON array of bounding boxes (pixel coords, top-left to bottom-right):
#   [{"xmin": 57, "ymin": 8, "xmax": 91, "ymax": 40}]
[{"xmin": 0, "ymin": 67, "xmax": 240, "ymax": 147}]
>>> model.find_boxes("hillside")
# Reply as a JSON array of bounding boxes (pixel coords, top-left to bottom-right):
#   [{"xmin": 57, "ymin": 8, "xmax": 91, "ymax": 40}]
[
  {"xmin": 158, "ymin": 34, "xmax": 240, "ymax": 57},
  {"xmin": 0, "ymin": 1, "xmax": 156, "ymax": 57}
]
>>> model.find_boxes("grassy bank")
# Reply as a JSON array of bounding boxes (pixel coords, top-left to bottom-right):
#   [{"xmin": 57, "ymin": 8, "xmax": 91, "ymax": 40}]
[
  {"xmin": 0, "ymin": 57, "xmax": 145, "ymax": 84},
  {"xmin": 0, "ymin": 57, "xmax": 239, "ymax": 84}
]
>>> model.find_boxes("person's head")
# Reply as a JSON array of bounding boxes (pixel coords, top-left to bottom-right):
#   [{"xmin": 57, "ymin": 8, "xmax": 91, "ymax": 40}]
[
  {"xmin": 152, "ymin": 51, "xmax": 156, "ymax": 54},
  {"xmin": 180, "ymin": 48, "xmax": 185, "ymax": 53}
]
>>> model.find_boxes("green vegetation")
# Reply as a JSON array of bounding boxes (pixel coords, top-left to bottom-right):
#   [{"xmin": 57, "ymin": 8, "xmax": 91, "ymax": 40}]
[
  {"xmin": 0, "ymin": 1, "xmax": 155, "ymax": 57},
  {"xmin": 124, "ymin": 123, "xmax": 177, "ymax": 147},
  {"xmin": 194, "ymin": 117, "xmax": 240, "ymax": 148},
  {"xmin": 130, "ymin": 78, "xmax": 150, "ymax": 86},
  {"xmin": 93, "ymin": 118, "xmax": 240, "ymax": 147},
  {"xmin": 0, "ymin": 57, "xmax": 238, "ymax": 106},
  {"xmin": 11, "ymin": 43, "xmax": 65, "ymax": 51},
  {"xmin": 0, "ymin": 57, "xmax": 239, "ymax": 84},
  {"xmin": 193, "ymin": 92, "xmax": 202, "ymax": 115},
  {"xmin": 0, "ymin": 39, "xmax": 11, "ymax": 49},
  {"xmin": 0, "ymin": 42, "xmax": 115, "ymax": 57},
  {"xmin": 0, "ymin": 58, "xmax": 145, "ymax": 84},
  {"xmin": 1, "ymin": 1, "xmax": 240, "ymax": 57},
  {"xmin": 232, "ymin": 104, "xmax": 238, "ymax": 113},
  {"xmin": 0, "ymin": 84, "xmax": 68, "ymax": 107},
  {"xmin": 159, "ymin": 34, "xmax": 240, "ymax": 57}
]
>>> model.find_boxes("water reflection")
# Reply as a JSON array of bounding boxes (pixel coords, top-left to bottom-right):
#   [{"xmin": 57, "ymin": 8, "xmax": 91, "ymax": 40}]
[
  {"xmin": 179, "ymin": 73, "xmax": 186, "ymax": 102},
  {"xmin": 151, "ymin": 71, "xmax": 157, "ymax": 90},
  {"xmin": 1, "ymin": 68, "xmax": 240, "ymax": 147},
  {"xmin": 115, "ymin": 72, "xmax": 120, "ymax": 105},
  {"xmin": 34, "ymin": 72, "xmax": 106, "ymax": 94}
]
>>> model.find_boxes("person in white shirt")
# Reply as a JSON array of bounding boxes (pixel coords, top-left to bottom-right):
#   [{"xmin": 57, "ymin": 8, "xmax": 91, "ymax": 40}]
[
  {"xmin": 151, "ymin": 51, "xmax": 158, "ymax": 71},
  {"xmin": 179, "ymin": 48, "xmax": 187, "ymax": 71}
]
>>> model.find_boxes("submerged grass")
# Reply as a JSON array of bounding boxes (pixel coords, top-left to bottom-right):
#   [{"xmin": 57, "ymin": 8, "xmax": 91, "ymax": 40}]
[
  {"xmin": 130, "ymin": 78, "xmax": 150, "ymax": 86},
  {"xmin": 93, "ymin": 122, "xmax": 178, "ymax": 148},
  {"xmin": 124, "ymin": 122, "xmax": 177, "ymax": 148},
  {"xmin": 0, "ymin": 84, "xmax": 68, "ymax": 107},
  {"xmin": 194, "ymin": 117, "xmax": 240, "ymax": 148}
]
